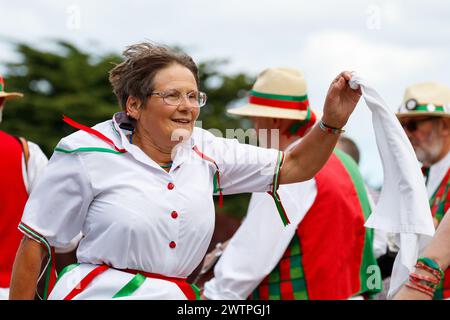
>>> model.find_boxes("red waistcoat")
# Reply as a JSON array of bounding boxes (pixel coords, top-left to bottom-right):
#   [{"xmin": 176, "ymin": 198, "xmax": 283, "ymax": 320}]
[
  {"xmin": 253, "ymin": 152, "xmax": 375, "ymax": 300},
  {"xmin": 0, "ymin": 130, "xmax": 29, "ymax": 288}
]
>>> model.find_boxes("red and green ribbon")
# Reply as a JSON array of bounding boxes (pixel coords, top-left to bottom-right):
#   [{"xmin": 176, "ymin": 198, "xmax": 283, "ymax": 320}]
[
  {"xmin": 192, "ymin": 145, "xmax": 223, "ymax": 208},
  {"xmin": 54, "ymin": 146, "xmax": 125, "ymax": 154},
  {"xmin": 18, "ymin": 222, "xmax": 57, "ymax": 300},
  {"xmin": 63, "ymin": 265, "xmax": 109, "ymax": 300},
  {"xmin": 267, "ymin": 151, "xmax": 290, "ymax": 226},
  {"xmin": 249, "ymin": 90, "xmax": 309, "ymax": 110}
]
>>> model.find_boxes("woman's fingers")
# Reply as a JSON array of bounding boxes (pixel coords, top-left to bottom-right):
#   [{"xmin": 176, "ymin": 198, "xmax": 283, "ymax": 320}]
[
  {"xmin": 333, "ymin": 71, "xmax": 352, "ymax": 83},
  {"xmin": 342, "ymin": 71, "xmax": 352, "ymax": 81}
]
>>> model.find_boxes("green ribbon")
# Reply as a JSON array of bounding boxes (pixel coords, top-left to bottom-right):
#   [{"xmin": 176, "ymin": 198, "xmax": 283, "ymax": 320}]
[
  {"xmin": 160, "ymin": 162, "xmax": 173, "ymax": 169},
  {"xmin": 250, "ymin": 90, "xmax": 308, "ymax": 102},
  {"xmin": 56, "ymin": 263, "xmax": 80, "ymax": 284},
  {"xmin": 112, "ymin": 273, "xmax": 147, "ymax": 298},
  {"xmin": 18, "ymin": 223, "xmax": 54, "ymax": 300},
  {"xmin": 414, "ymin": 105, "xmax": 445, "ymax": 112}
]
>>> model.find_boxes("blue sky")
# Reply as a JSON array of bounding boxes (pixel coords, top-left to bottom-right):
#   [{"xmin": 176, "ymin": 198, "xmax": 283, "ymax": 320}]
[{"xmin": 1, "ymin": 0, "xmax": 449, "ymax": 187}]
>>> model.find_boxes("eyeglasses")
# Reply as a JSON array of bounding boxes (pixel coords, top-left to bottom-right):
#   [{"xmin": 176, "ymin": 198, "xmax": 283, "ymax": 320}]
[
  {"xmin": 150, "ymin": 89, "xmax": 207, "ymax": 108},
  {"xmin": 400, "ymin": 117, "xmax": 436, "ymax": 132}
]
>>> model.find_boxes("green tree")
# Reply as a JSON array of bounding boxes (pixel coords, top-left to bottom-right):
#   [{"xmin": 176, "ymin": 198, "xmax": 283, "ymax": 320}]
[{"xmin": 1, "ymin": 41, "xmax": 122, "ymax": 155}]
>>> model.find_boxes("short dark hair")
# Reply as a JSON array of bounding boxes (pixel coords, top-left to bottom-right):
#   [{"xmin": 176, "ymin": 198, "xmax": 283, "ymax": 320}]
[{"xmin": 109, "ymin": 42, "xmax": 199, "ymax": 110}]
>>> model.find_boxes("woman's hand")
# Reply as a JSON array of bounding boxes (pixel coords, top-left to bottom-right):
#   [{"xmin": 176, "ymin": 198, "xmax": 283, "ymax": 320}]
[
  {"xmin": 280, "ymin": 71, "xmax": 361, "ymax": 184},
  {"xmin": 322, "ymin": 71, "xmax": 361, "ymax": 129}
]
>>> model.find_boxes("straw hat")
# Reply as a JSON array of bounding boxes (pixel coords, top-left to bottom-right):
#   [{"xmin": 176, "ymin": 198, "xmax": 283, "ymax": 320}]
[
  {"xmin": 397, "ymin": 82, "xmax": 450, "ymax": 119},
  {"xmin": 227, "ymin": 68, "xmax": 312, "ymax": 120},
  {"xmin": 0, "ymin": 75, "xmax": 24, "ymax": 100}
]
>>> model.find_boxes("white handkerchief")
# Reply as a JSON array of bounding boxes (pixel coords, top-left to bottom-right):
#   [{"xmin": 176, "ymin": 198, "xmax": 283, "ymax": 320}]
[{"xmin": 349, "ymin": 74, "xmax": 435, "ymax": 298}]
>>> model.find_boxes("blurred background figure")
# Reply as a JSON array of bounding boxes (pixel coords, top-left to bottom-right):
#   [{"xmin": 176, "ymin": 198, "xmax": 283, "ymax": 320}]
[
  {"xmin": 337, "ymin": 135, "xmax": 360, "ymax": 165},
  {"xmin": 203, "ymin": 68, "xmax": 381, "ymax": 300},
  {"xmin": 0, "ymin": 75, "xmax": 48, "ymax": 299},
  {"xmin": 397, "ymin": 82, "xmax": 450, "ymax": 299}
]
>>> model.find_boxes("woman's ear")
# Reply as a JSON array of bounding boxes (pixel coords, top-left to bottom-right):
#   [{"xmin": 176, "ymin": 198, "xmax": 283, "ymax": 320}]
[{"xmin": 125, "ymin": 96, "xmax": 142, "ymax": 120}]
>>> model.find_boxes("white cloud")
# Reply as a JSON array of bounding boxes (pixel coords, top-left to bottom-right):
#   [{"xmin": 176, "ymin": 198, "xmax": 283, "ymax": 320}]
[{"xmin": 300, "ymin": 31, "xmax": 440, "ymax": 89}]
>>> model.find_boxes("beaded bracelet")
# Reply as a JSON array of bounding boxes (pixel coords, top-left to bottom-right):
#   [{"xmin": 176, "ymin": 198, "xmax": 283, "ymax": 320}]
[
  {"xmin": 409, "ymin": 272, "xmax": 440, "ymax": 287},
  {"xmin": 417, "ymin": 257, "xmax": 445, "ymax": 279},
  {"xmin": 318, "ymin": 120, "xmax": 345, "ymax": 135},
  {"xmin": 408, "ymin": 277, "xmax": 436, "ymax": 294},
  {"xmin": 406, "ymin": 282, "xmax": 435, "ymax": 298},
  {"xmin": 408, "ymin": 272, "xmax": 440, "ymax": 296},
  {"xmin": 405, "ymin": 257, "xmax": 444, "ymax": 297}
]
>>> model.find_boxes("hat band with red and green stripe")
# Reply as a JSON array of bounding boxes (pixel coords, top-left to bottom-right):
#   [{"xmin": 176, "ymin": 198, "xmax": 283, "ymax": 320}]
[{"xmin": 249, "ymin": 90, "xmax": 309, "ymax": 111}]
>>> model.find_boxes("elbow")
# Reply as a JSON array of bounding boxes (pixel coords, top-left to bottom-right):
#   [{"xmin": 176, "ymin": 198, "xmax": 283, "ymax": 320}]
[
  {"xmin": 282, "ymin": 154, "xmax": 316, "ymax": 183},
  {"xmin": 305, "ymin": 164, "xmax": 323, "ymax": 181},
  {"xmin": 303, "ymin": 171, "xmax": 316, "ymax": 182}
]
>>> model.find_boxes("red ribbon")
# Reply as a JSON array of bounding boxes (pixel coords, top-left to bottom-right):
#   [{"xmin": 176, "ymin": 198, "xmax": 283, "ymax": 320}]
[
  {"xmin": 62, "ymin": 115, "xmax": 126, "ymax": 153},
  {"xmin": 64, "ymin": 265, "xmax": 109, "ymax": 300}
]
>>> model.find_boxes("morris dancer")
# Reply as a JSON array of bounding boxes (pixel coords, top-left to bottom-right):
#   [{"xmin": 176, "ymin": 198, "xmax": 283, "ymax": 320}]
[
  {"xmin": 203, "ymin": 68, "xmax": 381, "ymax": 300},
  {"xmin": 9, "ymin": 43, "xmax": 360, "ymax": 300},
  {"xmin": 396, "ymin": 82, "xmax": 450, "ymax": 299},
  {"xmin": 0, "ymin": 76, "xmax": 48, "ymax": 299}
]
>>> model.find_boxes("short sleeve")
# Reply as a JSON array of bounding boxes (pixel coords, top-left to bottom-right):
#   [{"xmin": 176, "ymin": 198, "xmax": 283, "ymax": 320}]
[
  {"xmin": 204, "ymin": 136, "xmax": 282, "ymax": 195},
  {"xmin": 25, "ymin": 141, "xmax": 49, "ymax": 192},
  {"xmin": 19, "ymin": 150, "xmax": 93, "ymax": 249}
]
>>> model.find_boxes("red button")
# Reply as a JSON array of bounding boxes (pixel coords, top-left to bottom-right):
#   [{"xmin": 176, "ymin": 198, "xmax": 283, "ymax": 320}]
[
  {"xmin": 167, "ymin": 182, "xmax": 175, "ymax": 190},
  {"xmin": 169, "ymin": 241, "xmax": 177, "ymax": 249},
  {"xmin": 171, "ymin": 211, "xmax": 178, "ymax": 219}
]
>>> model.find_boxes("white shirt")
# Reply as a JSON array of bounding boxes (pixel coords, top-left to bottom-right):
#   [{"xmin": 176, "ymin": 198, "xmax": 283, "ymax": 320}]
[
  {"xmin": 204, "ymin": 146, "xmax": 385, "ymax": 300},
  {"xmin": 21, "ymin": 112, "xmax": 280, "ymax": 279},
  {"xmin": 21, "ymin": 141, "xmax": 48, "ymax": 193},
  {"xmin": 426, "ymin": 151, "xmax": 450, "ymax": 198},
  {"xmin": 204, "ymin": 178, "xmax": 317, "ymax": 300}
]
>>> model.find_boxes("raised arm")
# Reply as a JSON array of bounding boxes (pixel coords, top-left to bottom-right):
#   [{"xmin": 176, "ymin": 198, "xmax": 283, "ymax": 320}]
[
  {"xmin": 280, "ymin": 71, "xmax": 361, "ymax": 184},
  {"xmin": 9, "ymin": 237, "xmax": 47, "ymax": 299}
]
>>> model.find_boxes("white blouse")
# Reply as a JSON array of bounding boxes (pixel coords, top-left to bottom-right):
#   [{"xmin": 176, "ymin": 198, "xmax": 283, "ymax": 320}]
[{"xmin": 20, "ymin": 112, "xmax": 281, "ymax": 279}]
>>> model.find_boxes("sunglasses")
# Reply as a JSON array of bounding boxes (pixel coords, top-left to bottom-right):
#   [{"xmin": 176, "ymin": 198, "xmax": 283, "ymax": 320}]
[{"xmin": 400, "ymin": 117, "xmax": 436, "ymax": 132}]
